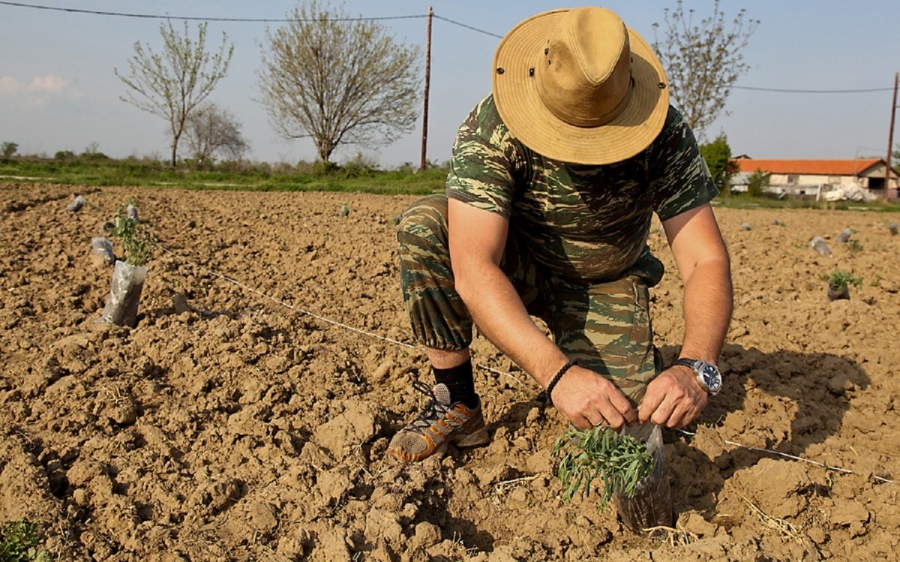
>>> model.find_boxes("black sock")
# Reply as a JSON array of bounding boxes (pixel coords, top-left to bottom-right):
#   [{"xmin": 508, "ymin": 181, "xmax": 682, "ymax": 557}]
[{"xmin": 433, "ymin": 358, "xmax": 478, "ymax": 409}]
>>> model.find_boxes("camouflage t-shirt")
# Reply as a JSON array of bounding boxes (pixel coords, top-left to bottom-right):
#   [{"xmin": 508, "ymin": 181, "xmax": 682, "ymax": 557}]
[{"xmin": 446, "ymin": 94, "xmax": 718, "ymax": 284}]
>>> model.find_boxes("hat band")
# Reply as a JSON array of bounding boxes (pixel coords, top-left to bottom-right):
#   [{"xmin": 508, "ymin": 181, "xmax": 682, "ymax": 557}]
[{"xmin": 537, "ymin": 73, "xmax": 634, "ymax": 128}]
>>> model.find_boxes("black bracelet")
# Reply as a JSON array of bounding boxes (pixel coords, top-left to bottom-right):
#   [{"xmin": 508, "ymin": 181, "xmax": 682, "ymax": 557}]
[{"xmin": 544, "ymin": 359, "xmax": 576, "ymax": 407}]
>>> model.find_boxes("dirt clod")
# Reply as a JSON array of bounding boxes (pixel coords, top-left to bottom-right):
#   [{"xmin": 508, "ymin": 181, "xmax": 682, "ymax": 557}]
[{"xmin": 1, "ymin": 184, "xmax": 899, "ymax": 561}]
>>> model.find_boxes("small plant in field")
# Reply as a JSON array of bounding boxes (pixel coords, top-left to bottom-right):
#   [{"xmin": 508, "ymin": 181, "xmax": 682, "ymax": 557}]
[
  {"xmin": 846, "ymin": 239, "xmax": 863, "ymax": 254},
  {"xmin": 822, "ymin": 270, "xmax": 863, "ymax": 291},
  {"xmin": 552, "ymin": 425, "xmax": 653, "ymax": 508},
  {"xmin": 0, "ymin": 519, "xmax": 50, "ymax": 561},
  {"xmin": 104, "ymin": 205, "xmax": 153, "ymax": 266},
  {"xmin": 97, "ymin": 202, "xmax": 154, "ymax": 327}
]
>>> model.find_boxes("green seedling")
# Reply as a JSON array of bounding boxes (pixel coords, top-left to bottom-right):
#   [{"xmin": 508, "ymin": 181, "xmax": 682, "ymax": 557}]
[
  {"xmin": 552, "ymin": 425, "xmax": 654, "ymax": 509},
  {"xmin": 846, "ymin": 239, "xmax": 864, "ymax": 254},
  {"xmin": 822, "ymin": 270, "xmax": 863, "ymax": 291},
  {"xmin": 0, "ymin": 519, "xmax": 50, "ymax": 561},
  {"xmin": 104, "ymin": 205, "xmax": 154, "ymax": 266}
]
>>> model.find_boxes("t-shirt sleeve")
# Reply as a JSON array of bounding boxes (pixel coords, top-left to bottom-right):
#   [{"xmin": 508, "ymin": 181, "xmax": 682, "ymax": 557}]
[
  {"xmin": 445, "ymin": 96, "xmax": 519, "ymax": 220},
  {"xmin": 649, "ymin": 106, "xmax": 719, "ymax": 222}
]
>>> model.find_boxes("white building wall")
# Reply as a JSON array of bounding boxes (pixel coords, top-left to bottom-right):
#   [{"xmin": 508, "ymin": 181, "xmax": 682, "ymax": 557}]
[{"xmin": 769, "ymin": 173, "xmax": 866, "ymax": 187}]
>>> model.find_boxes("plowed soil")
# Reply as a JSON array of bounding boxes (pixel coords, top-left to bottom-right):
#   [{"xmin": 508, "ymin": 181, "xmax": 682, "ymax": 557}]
[{"xmin": 1, "ymin": 183, "xmax": 899, "ymax": 561}]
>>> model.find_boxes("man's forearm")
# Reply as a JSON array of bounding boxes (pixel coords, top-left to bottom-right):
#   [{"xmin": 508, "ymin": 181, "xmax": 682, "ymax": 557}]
[
  {"xmin": 678, "ymin": 257, "xmax": 733, "ymax": 363},
  {"xmin": 455, "ymin": 264, "xmax": 568, "ymax": 388}
]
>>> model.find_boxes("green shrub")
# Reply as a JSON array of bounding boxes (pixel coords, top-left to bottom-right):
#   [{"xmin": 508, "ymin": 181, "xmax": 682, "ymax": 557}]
[
  {"xmin": 79, "ymin": 150, "xmax": 109, "ymax": 161},
  {"xmin": 0, "ymin": 519, "xmax": 50, "ymax": 561},
  {"xmin": 1, "ymin": 142, "xmax": 17, "ymax": 159},
  {"xmin": 699, "ymin": 133, "xmax": 737, "ymax": 194},
  {"xmin": 747, "ymin": 169, "xmax": 770, "ymax": 198}
]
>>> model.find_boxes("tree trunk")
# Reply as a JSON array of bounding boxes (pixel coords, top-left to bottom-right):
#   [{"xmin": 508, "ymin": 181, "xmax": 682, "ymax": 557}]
[
  {"xmin": 171, "ymin": 128, "xmax": 183, "ymax": 167},
  {"xmin": 317, "ymin": 138, "xmax": 335, "ymax": 164}
]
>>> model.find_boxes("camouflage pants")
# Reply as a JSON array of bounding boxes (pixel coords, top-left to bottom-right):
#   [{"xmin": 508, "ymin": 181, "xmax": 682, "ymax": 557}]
[{"xmin": 398, "ymin": 194, "xmax": 662, "ymax": 404}]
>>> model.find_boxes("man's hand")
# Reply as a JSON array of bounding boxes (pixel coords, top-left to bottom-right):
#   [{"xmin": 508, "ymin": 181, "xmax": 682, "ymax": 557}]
[
  {"xmin": 637, "ymin": 365, "xmax": 708, "ymax": 428},
  {"xmin": 549, "ymin": 365, "xmax": 637, "ymax": 430}
]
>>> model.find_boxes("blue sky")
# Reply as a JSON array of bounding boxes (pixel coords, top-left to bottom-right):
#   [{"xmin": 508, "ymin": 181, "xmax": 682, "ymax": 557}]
[{"xmin": 1, "ymin": 0, "xmax": 899, "ymax": 167}]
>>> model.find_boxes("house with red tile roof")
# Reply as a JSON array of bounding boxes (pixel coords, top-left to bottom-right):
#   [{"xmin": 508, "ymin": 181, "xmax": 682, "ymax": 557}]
[{"xmin": 730, "ymin": 158, "xmax": 899, "ymax": 200}]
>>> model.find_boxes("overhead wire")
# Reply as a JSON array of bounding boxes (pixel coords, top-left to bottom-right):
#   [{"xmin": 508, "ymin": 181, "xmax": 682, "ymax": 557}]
[
  {"xmin": 0, "ymin": 0, "xmax": 426, "ymax": 22},
  {"xmin": 733, "ymin": 85, "xmax": 894, "ymax": 94},
  {"xmin": 2, "ymin": 0, "xmax": 894, "ymax": 95},
  {"xmin": 432, "ymin": 14, "xmax": 503, "ymax": 39}
]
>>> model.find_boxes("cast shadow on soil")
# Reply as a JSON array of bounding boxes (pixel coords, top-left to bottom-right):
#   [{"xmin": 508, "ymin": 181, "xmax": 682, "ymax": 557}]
[
  {"xmin": 693, "ymin": 342, "xmax": 870, "ymax": 460},
  {"xmin": 353, "ymin": 511, "xmax": 494, "ymax": 561},
  {"xmin": 486, "ymin": 342, "xmax": 870, "ymax": 519},
  {"xmin": 661, "ymin": 342, "xmax": 871, "ymax": 512}
]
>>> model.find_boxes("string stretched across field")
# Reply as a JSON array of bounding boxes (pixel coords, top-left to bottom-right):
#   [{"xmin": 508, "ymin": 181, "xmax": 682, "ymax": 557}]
[
  {"xmin": 159, "ymin": 244, "xmax": 415, "ymax": 350},
  {"xmin": 158, "ymin": 244, "xmax": 525, "ymax": 386},
  {"xmin": 675, "ymin": 429, "xmax": 892, "ymax": 484},
  {"xmin": 158, "ymin": 243, "xmax": 893, "ymax": 486}
]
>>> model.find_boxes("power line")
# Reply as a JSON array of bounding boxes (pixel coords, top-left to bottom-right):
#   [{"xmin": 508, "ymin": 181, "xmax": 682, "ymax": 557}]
[
  {"xmin": 4, "ymin": 1, "xmax": 894, "ymax": 94},
  {"xmin": 734, "ymin": 85, "xmax": 894, "ymax": 94},
  {"xmin": 0, "ymin": 0, "xmax": 426, "ymax": 22},
  {"xmin": 432, "ymin": 14, "xmax": 503, "ymax": 39},
  {"xmin": 0, "ymin": 0, "xmax": 506, "ymax": 38}
]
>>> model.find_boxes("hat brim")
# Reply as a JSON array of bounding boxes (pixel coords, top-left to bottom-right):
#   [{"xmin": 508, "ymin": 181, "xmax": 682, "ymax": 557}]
[{"xmin": 492, "ymin": 9, "xmax": 670, "ymax": 165}]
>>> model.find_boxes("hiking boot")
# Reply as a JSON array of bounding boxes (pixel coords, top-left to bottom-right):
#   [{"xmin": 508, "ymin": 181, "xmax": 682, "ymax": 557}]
[{"xmin": 385, "ymin": 380, "xmax": 489, "ymax": 463}]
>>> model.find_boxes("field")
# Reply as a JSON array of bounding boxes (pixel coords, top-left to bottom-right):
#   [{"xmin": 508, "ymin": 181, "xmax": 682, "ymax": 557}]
[{"xmin": 1, "ymin": 182, "xmax": 899, "ymax": 561}]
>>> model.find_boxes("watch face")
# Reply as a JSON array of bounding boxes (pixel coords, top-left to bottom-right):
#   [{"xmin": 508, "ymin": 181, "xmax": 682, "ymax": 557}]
[{"xmin": 700, "ymin": 364, "xmax": 722, "ymax": 394}]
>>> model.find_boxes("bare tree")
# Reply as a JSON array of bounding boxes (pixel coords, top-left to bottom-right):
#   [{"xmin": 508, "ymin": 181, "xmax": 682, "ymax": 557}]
[
  {"xmin": 652, "ymin": 0, "xmax": 759, "ymax": 138},
  {"xmin": 257, "ymin": 0, "xmax": 421, "ymax": 163},
  {"xmin": 185, "ymin": 103, "xmax": 249, "ymax": 165},
  {"xmin": 115, "ymin": 20, "xmax": 234, "ymax": 166}
]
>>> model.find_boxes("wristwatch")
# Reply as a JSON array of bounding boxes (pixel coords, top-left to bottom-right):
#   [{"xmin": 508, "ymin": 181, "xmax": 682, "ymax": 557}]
[{"xmin": 673, "ymin": 358, "xmax": 722, "ymax": 396}]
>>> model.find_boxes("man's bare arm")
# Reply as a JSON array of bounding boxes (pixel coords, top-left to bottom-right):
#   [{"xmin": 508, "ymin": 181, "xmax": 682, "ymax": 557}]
[
  {"xmin": 638, "ymin": 203, "xmax": 733, "ymax": 427},
  {"xmin": 448, "ymin": 198, "xmax": 635, "ymax": 429}
]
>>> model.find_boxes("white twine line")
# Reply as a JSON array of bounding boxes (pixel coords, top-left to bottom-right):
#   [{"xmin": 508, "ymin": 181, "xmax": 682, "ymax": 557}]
[
  {"xmin": 676, "ymin": 429, "xmax": 893, "ymax": 484},
  {"xmin": 159, "ymin": 244, "xmax": 521, "ymax": 384},
  {"xmin": 476, "ymin": 364, "xmax": 525, "ymax": 386},
  {"xmin": 157, "ymin": 244, "xmax": 894, "ymax": 486},
  {"xmin": 158, "ymin": 244, "xmax": 415, "ymax": 349}
]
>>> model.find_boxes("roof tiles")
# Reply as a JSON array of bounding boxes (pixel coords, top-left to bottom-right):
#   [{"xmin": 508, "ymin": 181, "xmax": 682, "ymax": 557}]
[{"xmin": 730, "ymin": 158, "xmax": 883, "ymax": 176}]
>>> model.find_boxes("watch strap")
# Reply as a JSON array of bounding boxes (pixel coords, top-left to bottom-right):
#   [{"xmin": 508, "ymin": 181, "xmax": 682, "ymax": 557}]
[{"xmin": 673, "ymin": 357, "xmax": 721, "ymax": 395}]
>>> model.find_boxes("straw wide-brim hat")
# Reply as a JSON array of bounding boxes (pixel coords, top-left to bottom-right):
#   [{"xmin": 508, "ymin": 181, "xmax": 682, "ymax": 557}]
[{"xmin": 492, "ymin": 7, "xmax": 669, "ymax": 165}]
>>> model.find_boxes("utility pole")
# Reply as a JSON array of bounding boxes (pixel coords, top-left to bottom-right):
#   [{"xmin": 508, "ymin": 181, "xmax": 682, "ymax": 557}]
[
  {"xmin": 885, "ymin": 71, "xmax": 898, "ymax": 202},
  {"xmin": 420, "ymin": 6, "xmax": 433, "ymax": 171}
]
